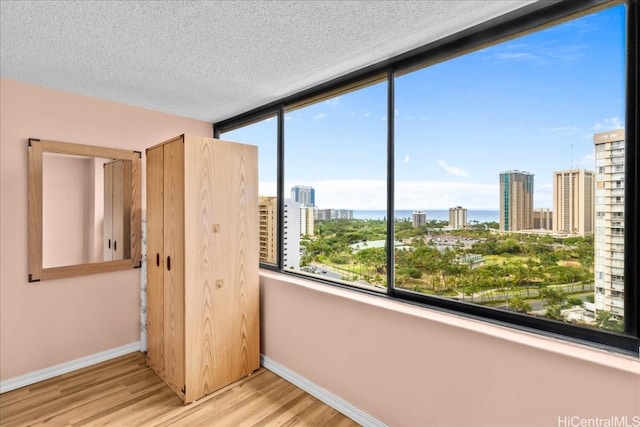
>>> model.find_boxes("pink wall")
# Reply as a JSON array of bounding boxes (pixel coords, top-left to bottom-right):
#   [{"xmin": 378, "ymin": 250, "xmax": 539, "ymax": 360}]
[
  {"xmin": 2, "ymin": 77, "xmax": 637, "ymax": 425},
  {"xmin": 260, "ymin": 271, "xmax": 640, "ymax": 427},
  {"xmin": 0, "ymin": 78, "xmax": 212, "ymax": 381},
  {"xmin": 42, "ymin": 155, "xmax": 93, "ymax": 267}
]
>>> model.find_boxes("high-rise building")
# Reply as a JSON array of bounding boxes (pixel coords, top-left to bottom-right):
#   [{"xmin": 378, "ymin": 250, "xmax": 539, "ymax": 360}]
[
  {"xmin": 300, "ymin": 206, "xmax": 315, "ymax": 236},
  {"xmin": 594, "ymin": 129, "xmax": 625, "ymax": 317},
  {"xmin": 412, "ymin": 211, "xmax": 426, "ymax": 228},
  {"xmin": 291, "ymin": 185, "xmax": 315, "ymax": 207},
  {"xmin": 334, "ymin": 209, "xmax": 353, "ymax": 220},
  {"xmin": 258, "ymin": 196, "xmax": 277, "ymax": 264},
  {"xmin": 259, "ymin": 196, "xmax": 302, "ymax": 270},
  {"xmin": 315, "ymin": 209, "xmax": 329, "ymax": 221},
  {"xmin": 552, "ymin": 169, "xmax": 594, "ymax": 236},
  {"xmin": 499, "ymin": 170, "xmax": 534, "ymax": 232},
  {"xmin": 533, "ymin": 208, "xmax": 553, "ymax": 230},
  {"xmin": 314, "ymin": 208, "xmax": 353, "ymax": 220},
  {"xmin": 283, "ymin": 199, "xmax": 301, "ymax": 270},
  {"xmin": 448, "ymin": 206, "xmax": 467, "ymax": 229}
]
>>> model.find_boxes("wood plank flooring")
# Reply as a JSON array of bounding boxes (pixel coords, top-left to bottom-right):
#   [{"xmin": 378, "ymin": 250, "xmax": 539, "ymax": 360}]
[{"xmin": 0, "ymin": 352, "xmax": 359, "ymax": 427}]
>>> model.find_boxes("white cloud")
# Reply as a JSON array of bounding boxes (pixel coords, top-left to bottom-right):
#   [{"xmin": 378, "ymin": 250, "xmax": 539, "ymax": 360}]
[
  {"xmin": 547, "ymin": 125, "xmax": 578, "ymax": 133},
  {"xmin": 487, "ymin": 41, "xmax": 587, "ymax": 65},
  {"xmin": 534, "ymin": 182, "xmax": 553, "ymax": 210},
  {"xmin": 437, "ymin": 159, "xmax": 469, "ymax": 177},
  {"xmin": 404, "ymin": 155, "xmax": 410, "ymax": 164},
  {"xmin": 395, "ymin": 181, "xmax": 497, "ymax": 210},
  {"xmin": 324, "ymin": 97, "xmax": 340, "ymax": 107},
  {"xmin": 493, "ymin": 52, "xmax": 538, "ymax": 61},
  {"xmin": 313, "ymin": 113, "xmax": 326, "ymax": 120},
  {"xmin": 593, "ymin": 116, "xmax": 623, "ymax": 131},
  {"xmin": 536, "ymin": 182, "xmax": 553, "ymax": 191},
  {"xmin": 280, "ymin": 179, "xmax": 497, "ymax": 210},
  {"xmin": 578, "ymin": 152, "xmax": 595, "ymax": 168},
  {"xmin": 363, "ymin": 112, "xmax": 370, "ymax": 118},
  {"xmin": 259, "ymin": 181, "xmax": 277, "ymax": 197},
  {"xmin": 284, "ymin": 114, "xmax": 292, "ymax": 121}
]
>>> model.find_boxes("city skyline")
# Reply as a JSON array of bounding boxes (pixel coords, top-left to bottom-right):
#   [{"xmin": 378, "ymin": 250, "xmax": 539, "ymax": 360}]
[{"xmin": 222, "ymin": 4, "xmax": 626, "ymax": 211}]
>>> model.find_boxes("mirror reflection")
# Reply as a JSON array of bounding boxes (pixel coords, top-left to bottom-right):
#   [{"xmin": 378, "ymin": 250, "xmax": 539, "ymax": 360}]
[
  {"xmin": 28, "ymin": 138, "xmax": 141, "ymax": 282},
  {"xmin": 42, "ymin": 154, "xmax": 132, "ymax": 267}
]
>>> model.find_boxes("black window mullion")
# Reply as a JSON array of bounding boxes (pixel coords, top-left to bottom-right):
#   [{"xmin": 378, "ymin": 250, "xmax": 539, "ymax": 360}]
[
  {"xmin": 624, "ymin": 0, "xmax": 638, "ymax": 337},
  {"xmin": 387, "ymin": 69, "xmax": 396, "ymax": 297},
  {"xmin": 277, "ymin": 104, "xmax": 285, "ymax": 271}
]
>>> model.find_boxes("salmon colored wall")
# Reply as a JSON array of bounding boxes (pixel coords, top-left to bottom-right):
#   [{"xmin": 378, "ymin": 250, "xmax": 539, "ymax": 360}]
[
  {"xmin": 42, "ymin": 155, "xmax": 93, "ymax": 267},
  {"xmin": 260, "ymin": 270, "xmax": 640, "ymax": 427},
  {"xmin": 0, "ymin": 78, "xmax": 212, "ymax": 381}
]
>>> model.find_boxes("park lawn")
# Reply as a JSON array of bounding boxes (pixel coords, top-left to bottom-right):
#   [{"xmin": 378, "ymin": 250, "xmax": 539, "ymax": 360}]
[
  {"xmin": 483, "ymin": 254, "xmax": 538, "ymax": 265},
  {"xmin": 559, "ymin": 259, "xmax": 581, "ymax": 267}
]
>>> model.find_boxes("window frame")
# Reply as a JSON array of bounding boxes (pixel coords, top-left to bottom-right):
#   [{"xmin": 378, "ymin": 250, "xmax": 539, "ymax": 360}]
[{"xmin": 215, "ymin": 0, "xmax": 639, "ymax": 354}]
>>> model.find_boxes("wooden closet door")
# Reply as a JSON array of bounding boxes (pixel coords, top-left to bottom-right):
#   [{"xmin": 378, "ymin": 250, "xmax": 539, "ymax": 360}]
[
  {"xmin": 111, "ymin": 160, "xmax": 125, "ymax": 259},
  {"xmin": 200, "ymin": 139, "xmax": 259, "ymax": 394},
  {"xmin": 145, "ymin": 146, "xmax": 164, "ymax": 373},
  {"xmin": 120, "ymin": 159, "xmax": 132, "ymax": 260},
  {"xmin": 183, "ymin": 136, "xmax": 217, "ymax": 401},
  {"xmin": 162, "ymin": 140, "xmax": 185, "ymax": 396},
  {"xmin": 103, "ymin": 162, "xmax": 114, "ymax": 261}
]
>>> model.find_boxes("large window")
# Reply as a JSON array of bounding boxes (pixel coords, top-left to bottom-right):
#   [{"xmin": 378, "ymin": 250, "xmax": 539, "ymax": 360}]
[
  {"xmin": 215, "ymin": 0, "xmax": 638, "ymax": 353},
  {"xmin": 218, "ymin": 114, "xmax": 279, "ymax": 266},
  {"xmin": 284, "ymin": 82, "xmax": 388, "ymax": 289},
  {"xmin": 394, "ymin": 4, "xmax": 626, "ymax": 334}
]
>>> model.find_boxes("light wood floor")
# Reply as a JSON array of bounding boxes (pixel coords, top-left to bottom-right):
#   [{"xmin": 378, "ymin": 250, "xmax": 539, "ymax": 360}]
[{"xmin": 0, "ymin": 352, "xmax": 359, "ymax": 427}]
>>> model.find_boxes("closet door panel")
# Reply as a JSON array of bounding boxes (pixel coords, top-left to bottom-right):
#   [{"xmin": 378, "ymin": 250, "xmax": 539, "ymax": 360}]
[
  {"xmin": 103, "ymin": 162, "xmax": 114, "ymax": 261},
  {"xmin": 183, "ymin": 136, "xmax": 217, "ymax": 401},
  {"xmin": 209, "ymin": 139, "xmax": 260, "ymax": 390},
  {"xmin": 162, "ymin": 140, "xmax": 185, "ymax": 393},
  {"xmin": 145, "ymin": 146, "xmax": 164, "ymax": 373},
  {"xmin": 120, "ymin": 158, "xmax": 132, "ymax": 260},
  {"xmin": 111, "ymin": 160, "xmax": 125, "ymax": 259}
]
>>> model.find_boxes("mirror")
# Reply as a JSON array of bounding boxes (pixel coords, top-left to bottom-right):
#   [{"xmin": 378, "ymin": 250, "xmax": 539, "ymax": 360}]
[{"xmin": 28, "ymin": 138, "xmax": 141, "ymax": 281}]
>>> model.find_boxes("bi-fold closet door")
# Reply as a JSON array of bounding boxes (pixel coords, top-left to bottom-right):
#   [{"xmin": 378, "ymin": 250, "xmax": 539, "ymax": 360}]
[
  {"xmin": 103, "ymin": 159, "xmax": 131, "ymax": 261},
  {"xmin": 145, "ymin": 138, "xmax": 185, "ymax": 399},
  {"xmin": 146, "ymin": 134, "xmax": 260, "ymax": 404}
]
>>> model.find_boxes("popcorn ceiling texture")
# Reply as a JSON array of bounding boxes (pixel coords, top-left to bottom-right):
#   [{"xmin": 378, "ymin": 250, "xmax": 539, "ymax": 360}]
[{"xmin": 0, "ymin": 0, "xmax": 535, "ymax": 123}]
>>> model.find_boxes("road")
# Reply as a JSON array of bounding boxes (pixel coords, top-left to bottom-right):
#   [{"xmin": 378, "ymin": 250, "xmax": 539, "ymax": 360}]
[{"xmin": 304, "ymin": 263, "xmax": 342, "ymax": 279}]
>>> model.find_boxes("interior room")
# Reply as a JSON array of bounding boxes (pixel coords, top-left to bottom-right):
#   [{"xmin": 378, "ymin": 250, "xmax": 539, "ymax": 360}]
[{"xmin": 1, "ymin": 1, "xmax": 638, "ymax": 426}]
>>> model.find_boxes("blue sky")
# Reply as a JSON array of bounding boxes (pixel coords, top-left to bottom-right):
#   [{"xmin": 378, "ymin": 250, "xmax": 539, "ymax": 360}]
[{"xmin": 223, "ymin": 4, "xmax": 626, "ymax": 211}]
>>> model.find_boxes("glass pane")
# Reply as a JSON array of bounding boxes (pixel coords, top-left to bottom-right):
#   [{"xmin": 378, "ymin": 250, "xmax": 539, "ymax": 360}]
[
  {"xmin": 285, "ymin": 81, "xmax": 388, "ymax": 291},
  {"xmin": 220, "ymin": 115, "xmax": 278, "ymax": 265},
  {"xmin": 394, "ymin": 5, "xmax": 626, "ymax": 333}
]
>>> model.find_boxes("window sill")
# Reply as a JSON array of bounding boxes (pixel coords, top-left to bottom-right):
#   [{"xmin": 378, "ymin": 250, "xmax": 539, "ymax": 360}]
[{"xmin": 260, "ymin": 269, "xmax": 640, "ymax": 374}]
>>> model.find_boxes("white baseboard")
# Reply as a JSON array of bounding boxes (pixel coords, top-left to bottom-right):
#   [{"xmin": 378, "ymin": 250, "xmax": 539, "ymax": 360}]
[
  {"xmin": 0, "ymin": 341, "xmax": 142, "ymax": 394},
  {"xmin": 260, "ymin": 355, "xmax": 386, "ymax": 427}
]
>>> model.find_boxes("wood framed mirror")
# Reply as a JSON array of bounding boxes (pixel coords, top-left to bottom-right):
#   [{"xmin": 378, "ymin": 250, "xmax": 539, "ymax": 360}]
[{"xmin": 28, "ymin": 138, "xmax": 141, "ymax": 281}]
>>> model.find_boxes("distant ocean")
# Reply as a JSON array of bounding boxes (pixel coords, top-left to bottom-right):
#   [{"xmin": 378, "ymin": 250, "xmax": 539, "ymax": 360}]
[{"xmin": 352, "ymin": 209, "xmax": 499, "ymax": 223}]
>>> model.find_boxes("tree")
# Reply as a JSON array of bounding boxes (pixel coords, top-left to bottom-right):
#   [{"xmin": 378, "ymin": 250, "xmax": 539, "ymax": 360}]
[
  {"xmin": 397, "ymin": 267, "xmax": 422, "ymax": 279},
  {"xmin": 595, "ymin": 311, "xmax": 623, "ymax": 332},
  {"xmin": 355, "ymin": 247, "xmax": 386, "ymax": 274},
  {"xmin": 540, "ymin": 287, "xmax": 566, "ymax": 306},
  {"xmin": 509, "ymin": 296, "xmax": 532, "ymax": 314},
  {"xmin": 567, "ymin": 297, "xmax": 583, "ymax": 307},
  {"xmin": 545, "ymin": 304, "xmax": 564, "ymax": 321}
]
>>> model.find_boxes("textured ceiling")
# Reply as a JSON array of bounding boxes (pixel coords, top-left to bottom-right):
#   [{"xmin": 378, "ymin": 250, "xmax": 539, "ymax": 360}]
[{"xmin": 1, "ymin": 1, "xmax": 539, "ymax": 123}]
